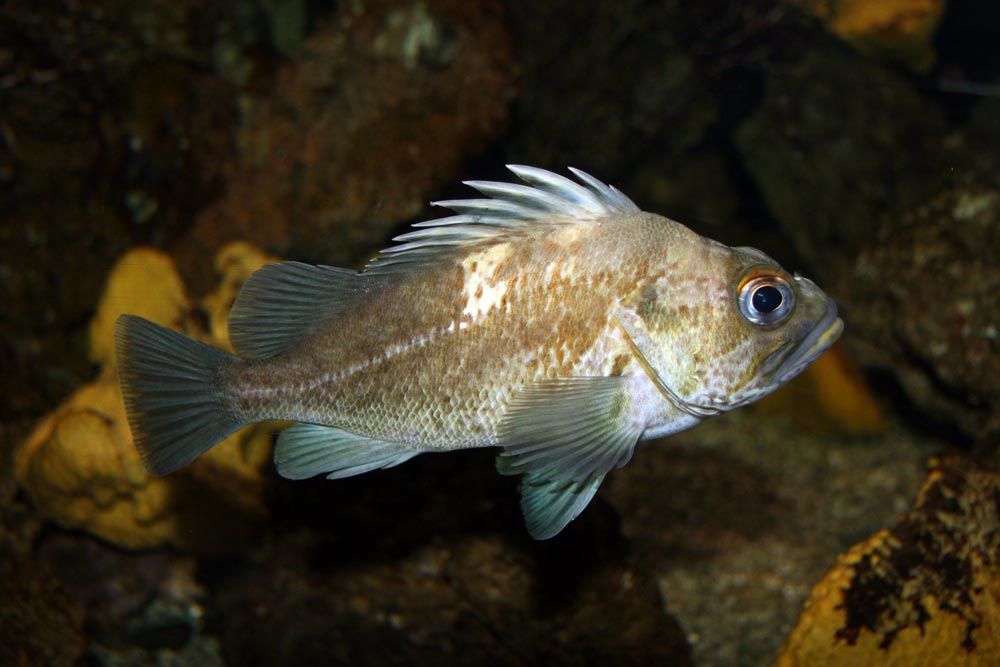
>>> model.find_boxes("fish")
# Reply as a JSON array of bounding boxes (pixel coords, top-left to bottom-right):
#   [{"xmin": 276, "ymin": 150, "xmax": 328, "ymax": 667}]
[{"xmin": 115, "ymin": 165, "xmax": 843, "ymax": 539}]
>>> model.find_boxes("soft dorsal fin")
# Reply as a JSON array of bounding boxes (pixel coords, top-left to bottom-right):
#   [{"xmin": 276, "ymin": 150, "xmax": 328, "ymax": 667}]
[
  {"xmin": 364, "ymin": 165, "xmax": 639, "ymax": 278},
  {"xmin": 229, "ymin": 262, "xmax": 375, "ymax": 359}
]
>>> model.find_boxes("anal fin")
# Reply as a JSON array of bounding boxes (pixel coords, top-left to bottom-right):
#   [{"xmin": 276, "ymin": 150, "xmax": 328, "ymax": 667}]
[{"xmin": 275, "ymin": 423, "xmax": 417, "ymax": 480}]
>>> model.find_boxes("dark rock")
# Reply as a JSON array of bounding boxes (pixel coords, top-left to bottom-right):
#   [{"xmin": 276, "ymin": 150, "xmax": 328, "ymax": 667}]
[
  {"xmin": 841, "ymin": 176, "xmax": 1000, "ymax": 450},
  {"xmin": 505, "ymin": 0, "xmax": 733, "ymax": 225},
  {"xmin": 212, "ymin": 451, "xmax": 692, "ymax": 666},
  {"xmin": 35, "ymin": 534, "xmax": 204, "ymax": 644},
  {"xmin": 177, "ymin": 0, "xmax": 518, "ymax": 288},
  {"xmin": 604, "ymin": 409, "xmax": 933, "ymax": 666},
  {"xmin": 736, "ymin": 47, "xmax": 949, "ymax": 280},
  {"xmin": 0, "ymin": 556, "xmax": 87, "ymax": 666},
  {"xmin": 214, "ymin": 530, "xmax": 691, "ymax": 666},
  {"xmin": 0, "ymin": 1, "xmax": 238, "ymax": 425},
  {"xmin": 0, "ymin": 433, "xmax": 84, "ymax": 666},
  {"xmin": 88, "ymin": 636, "xmax": 225, "ymax": 667}
]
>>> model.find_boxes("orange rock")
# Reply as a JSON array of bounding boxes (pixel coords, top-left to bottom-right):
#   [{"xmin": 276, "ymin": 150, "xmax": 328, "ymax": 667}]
[
  {"xmin": 201, "ymin": 241, "xmax": 278, "ymax": 352},
  {"xmin": 778, "ymin": 458, "xmax": 1000, "ymax": 666},
  {"xmin": 88, "ymin": 247, "xmax": 189, "ymax": 367},
  {"xmin": 789, "ymin": 0, "xmax": 945, "ymax": 72},
  {"xmin": 15, "ymin": 244, "xmax": 281, "ymax": 555},
  {"xmin": 755, "ymin": 341, "xmax": 887, "ymax": 436}
]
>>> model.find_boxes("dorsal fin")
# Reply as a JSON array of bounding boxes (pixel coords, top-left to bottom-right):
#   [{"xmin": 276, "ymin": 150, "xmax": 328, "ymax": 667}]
[
  {"xmin": 228, "ymin": 167, "xmax": 636, "ymax": 358},
  {"xmin": 364, "ymin": 165, "xmax": 639, "ymax": 277},
  {"xmin": 228, "ymin": 262, "xmax": 375, "ymax": 359}
]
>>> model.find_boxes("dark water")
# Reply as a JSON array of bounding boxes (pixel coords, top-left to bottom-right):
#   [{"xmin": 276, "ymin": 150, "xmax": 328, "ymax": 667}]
[{"xmin": 2, "ymin": 1, "xmax": 998, "ymax": 665}]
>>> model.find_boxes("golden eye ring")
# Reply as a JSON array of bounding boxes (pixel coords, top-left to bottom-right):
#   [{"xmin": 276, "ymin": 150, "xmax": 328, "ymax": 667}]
[{"xmin": 738, "ymin": 274, "xmax": 795, "ymax": 326}]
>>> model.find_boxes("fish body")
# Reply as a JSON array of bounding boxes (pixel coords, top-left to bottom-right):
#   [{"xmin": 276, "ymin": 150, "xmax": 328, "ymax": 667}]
[
  {"xmin": 230, "ymin": 212, "xmax": 681, "ymax": 446},
  {"xmin": 116, "ymin": 166, "xmax": 843, "ymax": 538}
]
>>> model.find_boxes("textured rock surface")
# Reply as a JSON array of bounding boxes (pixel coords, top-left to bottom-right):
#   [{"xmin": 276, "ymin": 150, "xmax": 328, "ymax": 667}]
[
  {"xmin": 778, "ymin": 458, "xmax": 1000, "ymax": 666},
  {"xmin": 842, "ymin": 179, "xmax": 1000, "ymax": 449},
  {"xmin": 606, "ymin": 408, "xmax": 933, "ymax": 667},
  {"xmin": 31, "ymin": 532, "xmax": 219, "ymax": 666},
  {"xmin": 505, "ymin": 0, "xmax": 733, "ymax": 226},
  {"xmin": 736, "ymin": 48, "xmax": 948, "ymax": 280},
  {"xmin": 0, "ymin": 1, "xmax": 239, "ymax": 429},
  {"xmin": 179, "ymin": 0, "xmax": 517, "ymax": 286},
  {"xmin": 215, "ymin": 520, "xmax": 692, "ymax": 666},
  {"xmin": 0, "ymin": 556, "xmax": 87, "ymax": 667}
]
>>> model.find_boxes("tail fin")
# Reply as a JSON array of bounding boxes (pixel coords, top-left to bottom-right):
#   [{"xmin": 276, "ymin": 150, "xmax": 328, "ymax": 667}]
[{"xmin": 115, "ymin": 314, "xmax": 245, "ymax": 475}]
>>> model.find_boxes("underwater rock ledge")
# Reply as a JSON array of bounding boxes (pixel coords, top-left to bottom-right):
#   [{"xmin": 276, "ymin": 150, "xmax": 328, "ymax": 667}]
[{"xmin": 778, "ymin": 456, "xmax": 1000, "ymax": 666}]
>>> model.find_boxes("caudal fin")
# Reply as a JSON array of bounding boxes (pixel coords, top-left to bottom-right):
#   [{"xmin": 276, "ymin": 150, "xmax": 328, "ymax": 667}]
[{"xmin": 115, "ymin": 315, "xmax": 245, "ymax": 475}]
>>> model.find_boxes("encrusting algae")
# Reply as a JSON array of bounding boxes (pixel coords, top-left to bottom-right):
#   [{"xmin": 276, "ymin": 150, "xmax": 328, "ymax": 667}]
[
  {"xmin": 15, "ymin": 244, "xmax": 282, "ymax": 555},
  {"xmin": 778, "ymin": 457, "xmax": 1000, "ymax": 666}
]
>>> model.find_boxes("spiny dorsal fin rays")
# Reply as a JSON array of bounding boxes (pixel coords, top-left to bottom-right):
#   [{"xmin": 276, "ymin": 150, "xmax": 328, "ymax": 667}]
[
  {"xmin": 415, "ymin": 199, "xmax": 538, "ymax": 225},
  {"xmin": 460, "ymin": 180, "xmax": 583, "ymax": 216},
  {"xmin": 567, "ymin": 167, "xmax": 639, "ymax": 213},
  {"xmin": 505, "ymin": 164, "xmax": 609, "ymax": 214},
  {"xmin": 364, "ymin": 166, "xmax": 638, "ymax": 277}
]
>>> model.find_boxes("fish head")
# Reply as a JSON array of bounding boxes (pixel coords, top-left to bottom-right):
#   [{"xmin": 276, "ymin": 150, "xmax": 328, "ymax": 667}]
[{"xmin": 628, "ymin": 239, "xmax": 843, "ymax": 415}]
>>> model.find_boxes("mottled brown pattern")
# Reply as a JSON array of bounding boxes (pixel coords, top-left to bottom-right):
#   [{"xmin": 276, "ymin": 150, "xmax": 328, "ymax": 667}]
[
  {"xmin": 221, "ymin": 198, "xmax": 838, "ymax": 456},
  {"xmin": 228, "ymin": 214, "xmax": 667, "ymax": 448}
]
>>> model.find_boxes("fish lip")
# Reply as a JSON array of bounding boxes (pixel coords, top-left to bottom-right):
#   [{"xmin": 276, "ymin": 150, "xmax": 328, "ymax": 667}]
[{"xmin": 772, "ymin": 298, "xmax": 844, "ymax": 385}]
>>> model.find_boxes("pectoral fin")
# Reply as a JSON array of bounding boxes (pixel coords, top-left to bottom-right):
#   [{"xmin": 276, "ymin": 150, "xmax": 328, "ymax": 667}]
[
  {"xmin": 496, "ymin": 377, "xmax": 642, "ymax": 539},
  {"xmin": 515, "ymin": 472, "xmax": 606, "ymax": 540}
]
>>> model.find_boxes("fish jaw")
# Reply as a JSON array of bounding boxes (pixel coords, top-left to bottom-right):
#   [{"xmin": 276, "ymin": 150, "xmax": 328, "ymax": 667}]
[
  {"xmin": 724, "ymin": 296, "xmax": 843, "ymax": 412},
  {"xmin": 771, "ymin": 297, "xmax": 843, "ymax": 386}
]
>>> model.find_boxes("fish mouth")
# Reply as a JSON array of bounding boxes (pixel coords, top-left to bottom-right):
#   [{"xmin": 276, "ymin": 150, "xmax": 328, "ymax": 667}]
[{"xmin": 769, "ymin": 298, "xmax": 844, "ymax": 385}]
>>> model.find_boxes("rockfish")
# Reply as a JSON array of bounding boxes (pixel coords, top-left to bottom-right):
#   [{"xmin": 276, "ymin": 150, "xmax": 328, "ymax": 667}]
[{"xmin": 116, "ymin": 166, "xmax": 843, "ymax": 539}]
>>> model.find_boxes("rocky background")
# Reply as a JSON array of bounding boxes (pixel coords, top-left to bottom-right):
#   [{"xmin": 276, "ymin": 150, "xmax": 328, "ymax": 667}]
[{"xmin": 2, "ymin": 1, "xmax": 998, "ymax": 665}]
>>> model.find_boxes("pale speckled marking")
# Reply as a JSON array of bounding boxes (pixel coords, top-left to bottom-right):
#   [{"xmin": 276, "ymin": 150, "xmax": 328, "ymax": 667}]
[{"xmin": 460, "ymin": 244, "xmax": 513, "ymax": 322}]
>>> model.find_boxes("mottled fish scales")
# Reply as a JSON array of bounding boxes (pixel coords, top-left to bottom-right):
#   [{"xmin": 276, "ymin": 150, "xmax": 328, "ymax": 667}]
[{"xmin": 115, "ymin": 166, "xmax": 843, "ymax": 539}]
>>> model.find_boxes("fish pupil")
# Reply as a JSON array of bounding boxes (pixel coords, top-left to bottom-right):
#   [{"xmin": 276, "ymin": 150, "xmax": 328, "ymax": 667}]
[{"xmin": 752, "ymin": 285, "xmax": 782, "ymax": 313}]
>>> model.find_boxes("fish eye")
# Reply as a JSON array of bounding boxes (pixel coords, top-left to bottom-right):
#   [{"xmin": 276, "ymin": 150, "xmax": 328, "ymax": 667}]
[{"xmin": 738, "ymin": 275, "xmax": 795, "ymax": 326}]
